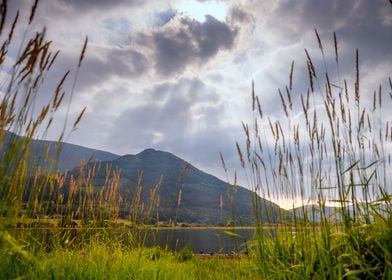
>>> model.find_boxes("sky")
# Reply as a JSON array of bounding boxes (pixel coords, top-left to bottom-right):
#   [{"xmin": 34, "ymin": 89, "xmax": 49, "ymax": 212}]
[{"xmin": 2, "ymin": 0, "xmax": 392, "ymax": 208}]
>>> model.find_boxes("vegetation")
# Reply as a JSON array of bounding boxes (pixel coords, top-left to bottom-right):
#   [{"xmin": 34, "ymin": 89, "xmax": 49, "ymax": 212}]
[
  {"xmin": 232, "ymin": 30, "xmax": 392, "ymax": 278},
  {"xmin": 0, "ymin": 1, "xmax": 390, "ymax": 279},
  {"xmin": 0, "ymin": 240, "xmax": 257, "ymax": 279}
]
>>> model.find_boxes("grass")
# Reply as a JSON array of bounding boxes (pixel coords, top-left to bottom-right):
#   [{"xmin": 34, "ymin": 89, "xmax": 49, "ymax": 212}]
[
  {"xmin": 232, "ymin": 29, "xmax": 392, "ymax": 278},
  {"xmin": 0, "ymin": 1, "xmax": 391, "ymax": 279},
  {"xmin": 0, "ymin": 241, "xmax": 257, "ymax": 279}
]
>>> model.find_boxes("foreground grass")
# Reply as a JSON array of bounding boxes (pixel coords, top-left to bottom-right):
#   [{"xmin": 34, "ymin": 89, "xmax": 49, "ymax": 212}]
[
  {"xmin": 1, "ymin": 213, "xmax": 390, "ymax": 279},
  {"xmin": 1, "ymin": 216, "xmax": 391, "ymax": 279},
  {"xmin": 254, "ymin": 216, "xmax": 392, "ymax": 279},
  {"xmin": 0, "ymin": 240, "xmax": 258, "ymax": 280}
]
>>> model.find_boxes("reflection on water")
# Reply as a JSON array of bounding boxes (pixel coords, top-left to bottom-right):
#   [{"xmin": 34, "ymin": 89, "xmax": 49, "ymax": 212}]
[
  {"xmin": 7, "ymin": 227, "xmax": 277, "ymax": 253},
  {"xmin": 142, "ymin": 228, "xmax": 255, "ymax": 253}
]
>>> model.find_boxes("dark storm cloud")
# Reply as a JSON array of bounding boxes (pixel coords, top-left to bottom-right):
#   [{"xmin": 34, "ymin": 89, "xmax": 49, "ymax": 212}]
[
  {"xmin": 49, "ymin": 47, "xmax": 148, "ymax": 91},
  {"xmin": 273, "ymin": 0, "xmax": 392, "ymax": 66},
  {"xmin": 335, "ymin": 1, "xmax": 392, "ymax": 65},
  {"xmin": 135, "ymin": 15, "xmax": 238, "ymax": 76},
  {"xmin": 277, "ymin": 0, "xmax": 356, "ymax": 29},
  {"xmin": 245, "ymin": 0, "xmax": 392, "ymax": 117}
]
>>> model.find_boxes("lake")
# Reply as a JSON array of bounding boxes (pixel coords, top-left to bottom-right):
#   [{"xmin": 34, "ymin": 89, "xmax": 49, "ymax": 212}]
[
  {"xmin": 8, "ymin": 227, "xmax": 278, "ymax": 253},
  {"xmin": 137, "ymin": 228, "xmax": 257, "ymax": 253}
]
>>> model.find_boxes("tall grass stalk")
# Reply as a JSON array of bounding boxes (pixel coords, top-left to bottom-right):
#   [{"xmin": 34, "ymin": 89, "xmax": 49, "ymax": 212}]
[{"xmin": 235, "ymin": 31, "xmax": 392, "ymax": 278}]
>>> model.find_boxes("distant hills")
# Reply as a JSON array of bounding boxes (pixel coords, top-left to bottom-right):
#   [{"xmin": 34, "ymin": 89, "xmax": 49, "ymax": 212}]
[
  {"xmin": 1, "ymin": 130, "xmax": 286, "ymax": 225},
  {"xmin": 288, "ymin": 203, "xmax": 388, "ymax": 223},
  {"xmin": 288, "ymin": 205, "xmax": 344, "ymax": 223}
]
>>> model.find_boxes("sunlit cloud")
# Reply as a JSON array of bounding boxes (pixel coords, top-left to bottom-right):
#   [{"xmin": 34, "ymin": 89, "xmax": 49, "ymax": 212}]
[{"xmin": 176, "ymin": 0, "xmax": 227, "ymax": 22}]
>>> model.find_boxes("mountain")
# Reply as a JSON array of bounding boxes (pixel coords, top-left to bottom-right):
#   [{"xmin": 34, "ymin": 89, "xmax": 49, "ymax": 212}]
[
  {"xmin": 1, "ymin": 131, "xmax": 286, "ymax": 225},
  {"xmin": 0, "ymin": 130, "xmax": 120, "ymax": 171},
  {"xmin": 69, "ymin": 149, "xmax": 286, "ymax": 225},
  {"xmin": 289, "ymin": 203, "xmax": 388, "ymax": 223}
]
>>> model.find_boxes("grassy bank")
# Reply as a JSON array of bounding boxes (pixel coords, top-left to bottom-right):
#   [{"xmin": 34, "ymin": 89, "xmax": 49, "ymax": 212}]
[
  {"xmin": 0, "ymin": 239, "xmax": 257, "ymax": 280},
  {"xmin": 1, "ymin": 215, "xmax": 390, "ymax": 279}
]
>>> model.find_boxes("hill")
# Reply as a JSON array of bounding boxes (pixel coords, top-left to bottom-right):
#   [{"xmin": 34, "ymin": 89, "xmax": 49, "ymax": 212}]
[
  {"xmin": 69, "ymin": 148, "xmax": 286, "ymax": 225},
  {"xmin": 1, "ymin": 131, "xmax": 286, "ymax": 225}
]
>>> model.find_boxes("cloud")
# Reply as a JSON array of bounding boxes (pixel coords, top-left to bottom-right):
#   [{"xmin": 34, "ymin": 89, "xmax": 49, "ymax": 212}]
[
  {"xmin": 135, "ymin": 14, "xmax": 238, "ymax": 76},
  {"xmin": 5, "ymin": 1, "xmax": 241, "ymax": 89},
  {"xmin": 269, "ymin": 0, "xmax": 392, "ymax": 66},
  {"xmin": 51, "ymin": 0, "xmax": 145, "ymax": 14},
  {"xmin": 227, "ymin": 5, "xmax": 255, "ymax": 25},
  {"xmin": 224, "ymin": 0, "xmax": 392, "ymax": 118},
  {"xmin": 154, "ymin": 9, "xmax": 177, "ymax": 27},
  {"xmin": 4, "ymin": 0, "xmax": 139, "ymax": 25},
  {"xmin": 101, "ymin": 77, "xmax": 233, "ymax": 154},
  {"xmin": 75, "ymin": 47, "xmax": 148, "ymax": 90}
]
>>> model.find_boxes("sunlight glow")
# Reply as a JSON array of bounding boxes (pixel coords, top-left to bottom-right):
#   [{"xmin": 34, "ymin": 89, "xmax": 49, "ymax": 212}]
[{"xmin": 176, "ymin": 0, "xmax": 227, "ymax": 22}]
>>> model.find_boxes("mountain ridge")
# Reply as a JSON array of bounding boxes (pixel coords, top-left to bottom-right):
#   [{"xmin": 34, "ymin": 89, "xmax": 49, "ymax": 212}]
[
  {"xmin": 1, "ymin": 130, "xmax": 120, "ymax": 171},
  {"xmin": 69, "ymin": 147, "xmax": 285, "ymax": 225},
  {"xmin": 2, "ymin": 130, "xmax": 286, "ymax": 225}
]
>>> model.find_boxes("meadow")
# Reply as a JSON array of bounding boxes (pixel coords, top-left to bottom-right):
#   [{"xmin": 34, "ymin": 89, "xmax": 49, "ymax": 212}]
[{"xmin": 0, "ymin": 1, "xmax": 391, "ymax": 279}]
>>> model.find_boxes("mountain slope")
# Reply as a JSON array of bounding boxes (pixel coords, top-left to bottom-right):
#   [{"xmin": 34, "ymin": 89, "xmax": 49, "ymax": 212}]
[
  {"xmin": 1, "ymin": 131, "xmax": 120, "ymax": 171},
  {"xmin": 2, "ymin": 131, "xmax": 285, "ymax": 225},
  {"xmin": 72, "ymin": 148, "xmax": 285, "ymax": 225},
  {"xmin": 288, "ymin": 204, "xmax": 385, "ymax": 223}
]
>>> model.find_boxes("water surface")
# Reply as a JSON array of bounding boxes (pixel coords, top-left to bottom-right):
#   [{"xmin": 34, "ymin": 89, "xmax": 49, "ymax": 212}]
[{"xmin": 8, "ymin": 227, "xmax": 278, "ymax": 253}]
